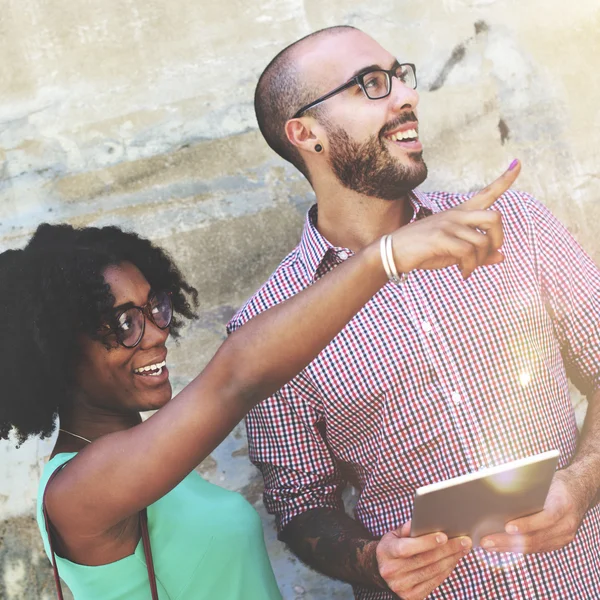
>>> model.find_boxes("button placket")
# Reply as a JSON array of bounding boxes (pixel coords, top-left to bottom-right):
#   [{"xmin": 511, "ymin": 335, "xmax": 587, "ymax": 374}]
[{"xmin": 400, "ymin": 274, "xmax": 483, "ymax": 472}]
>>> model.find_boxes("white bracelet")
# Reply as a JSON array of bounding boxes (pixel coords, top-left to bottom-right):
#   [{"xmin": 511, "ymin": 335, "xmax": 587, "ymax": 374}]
[
  {"xmin": 381, "ymin": 234, "xmax": 408, "ymax": 285},
  {"xmin": 380, "ymin": 235, "xmax": 394, "ymax": 280},
  {"xmin": 386, "ymin": 234, "xmax": 400, "ymax": 280}
]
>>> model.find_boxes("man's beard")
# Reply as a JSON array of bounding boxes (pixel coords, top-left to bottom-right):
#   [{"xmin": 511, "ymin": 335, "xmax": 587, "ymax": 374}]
[{"xmin": 325, "ymin": 121, "xmax": 428, "ymax": 201}]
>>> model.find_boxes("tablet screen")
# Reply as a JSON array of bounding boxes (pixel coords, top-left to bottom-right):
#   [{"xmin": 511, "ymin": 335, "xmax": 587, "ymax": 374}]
[{"xmin": 410, "ymin": 450, "xmax": 560, "ymax": 544}]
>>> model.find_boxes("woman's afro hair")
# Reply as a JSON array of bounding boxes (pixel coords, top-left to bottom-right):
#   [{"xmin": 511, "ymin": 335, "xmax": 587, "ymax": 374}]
[{"xmin": 0, "ymin": 223, "xmax": 198, "ymax": 446}]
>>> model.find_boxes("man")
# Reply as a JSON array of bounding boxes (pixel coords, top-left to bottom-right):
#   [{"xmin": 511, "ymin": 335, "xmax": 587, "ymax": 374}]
[{"xmin": 227, "ymin": 26, "xmax": 600, "ymax": 599}]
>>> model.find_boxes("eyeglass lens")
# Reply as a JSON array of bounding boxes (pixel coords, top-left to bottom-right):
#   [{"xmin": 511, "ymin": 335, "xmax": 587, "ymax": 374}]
[
  {"xmin": 117, "ymin": 291, "xmax": 172, "ymax": 347},
  {"xmin": 362, "ymin": 65, "xmax": 416, "ymax": 99},
  {"xmin": 149, "ymin": 291, "xmax": 172, "ymax": 329}
]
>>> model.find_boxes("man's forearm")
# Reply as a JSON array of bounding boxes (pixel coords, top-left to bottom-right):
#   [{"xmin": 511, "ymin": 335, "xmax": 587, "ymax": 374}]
[
  {"xmin": 568, "ymin": 389, "xmax": 600, "ymax": 507},
  {"xmin": 280, "ymin": 507, "xmax": 387, "ymax": 589}
]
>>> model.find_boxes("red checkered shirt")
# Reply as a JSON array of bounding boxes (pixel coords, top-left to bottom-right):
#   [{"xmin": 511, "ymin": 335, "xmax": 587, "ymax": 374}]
[{"xmin": 227, "ymin": 190, "xmax": 600, "ymax": 599}]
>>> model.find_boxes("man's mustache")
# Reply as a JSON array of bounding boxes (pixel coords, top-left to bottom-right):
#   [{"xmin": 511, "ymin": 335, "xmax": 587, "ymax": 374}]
[{"xmin": 380, "ymin": 112, "xmax": 419, "ymax": 137}]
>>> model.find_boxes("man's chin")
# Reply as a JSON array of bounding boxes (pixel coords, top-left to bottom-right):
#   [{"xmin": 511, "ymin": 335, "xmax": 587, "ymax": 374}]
[
  {"xmin": 405, "ymin": 155, "xmax": 428, "ymax": 184},
  {"xmin": 385, "ymin": 146, "xmax": 427, "ymax": 181},
  {"xmin": 327, "ymin": 127, "xmax": 427, "ymax": 199},
  {"xmin": 407, "ymin": 150, "xmax": 424, "ymax": 161},
  {"xmin": 382, "ymin": 156, "xmax": 428, "ymax": 198}
]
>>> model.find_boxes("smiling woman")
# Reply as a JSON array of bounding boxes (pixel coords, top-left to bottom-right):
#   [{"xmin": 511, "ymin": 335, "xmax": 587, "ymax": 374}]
[
  {"xmin": 75, "ymin": 263, "xmax": 179, "ymax": 415},
  {"xmin": 0, "ymin": 221, "xmax": 391, "ymax": 600},
  {"xmin": 0, "ymin": 224, "xmax": 198, "ymax": 445}
]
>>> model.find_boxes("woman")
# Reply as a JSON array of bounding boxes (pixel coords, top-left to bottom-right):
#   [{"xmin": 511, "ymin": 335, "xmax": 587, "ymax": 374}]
[{"xmin": 0, "ymin": 170, "xmax": 509, "ymax": 599}]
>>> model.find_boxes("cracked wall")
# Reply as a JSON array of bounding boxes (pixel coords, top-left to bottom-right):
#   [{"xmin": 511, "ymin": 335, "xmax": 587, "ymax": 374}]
[{"xmin": 1, "ymin": 1, "xmax": 599, "ymax": 598}]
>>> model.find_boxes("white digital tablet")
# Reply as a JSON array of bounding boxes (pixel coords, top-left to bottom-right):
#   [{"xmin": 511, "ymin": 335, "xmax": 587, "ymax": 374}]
[{"xmin": 410, "ymin": 450, "xmax": 560, "ymax": 545}]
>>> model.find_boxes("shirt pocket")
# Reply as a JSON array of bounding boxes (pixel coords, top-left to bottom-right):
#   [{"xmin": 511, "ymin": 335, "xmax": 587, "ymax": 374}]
[{"xmin": 375, "ymin": 382, "xmax": 468, "ymax": 493}]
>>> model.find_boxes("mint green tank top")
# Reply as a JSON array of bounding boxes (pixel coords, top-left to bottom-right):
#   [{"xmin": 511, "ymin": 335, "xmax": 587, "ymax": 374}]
[{"xmin": 37, "ymin": 453, "xmax": 282, "ymax": 600}]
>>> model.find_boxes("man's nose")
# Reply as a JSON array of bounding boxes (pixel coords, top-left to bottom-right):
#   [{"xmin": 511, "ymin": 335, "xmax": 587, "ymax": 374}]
[{"xmin": 389, "ymin": 76, "xmax": 419, "ymax": 112}]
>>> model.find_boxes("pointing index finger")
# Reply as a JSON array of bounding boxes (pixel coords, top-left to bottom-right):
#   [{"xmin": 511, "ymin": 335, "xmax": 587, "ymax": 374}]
[{"xmin": 457, "ymin": 160, "xmax": 521, "ymax": 212}]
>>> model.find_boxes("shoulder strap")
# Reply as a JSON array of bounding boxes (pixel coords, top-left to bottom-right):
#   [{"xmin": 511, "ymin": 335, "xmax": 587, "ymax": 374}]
[
  {"xmin": 42, "ymin": 462, "xmax": 159, "ymax": 600},
  {"xmin": 42, "ymin": 463, "xmax": 67, "ymax": 600},
  {"xmin": 140, "ymin": 507, "xmax": 159, "ymax": 600}
]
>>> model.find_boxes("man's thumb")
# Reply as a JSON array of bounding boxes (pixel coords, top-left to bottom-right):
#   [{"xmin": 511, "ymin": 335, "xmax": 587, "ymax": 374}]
[{"xmin": 398, "ymin": 520, "xmax": 411, "ymax": 538}]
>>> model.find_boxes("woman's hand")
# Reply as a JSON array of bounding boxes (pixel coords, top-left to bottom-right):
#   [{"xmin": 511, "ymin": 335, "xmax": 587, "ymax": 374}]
[{"xmin": 390, "ymin": 160, "xmax": 520, "ymax": 279}]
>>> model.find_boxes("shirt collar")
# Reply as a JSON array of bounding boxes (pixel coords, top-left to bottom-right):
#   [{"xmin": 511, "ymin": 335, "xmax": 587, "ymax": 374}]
[
  {"xmin": 298, "ymin": 190, "xmax": 436, "ymax": 282},
  {"xmin": 410, "ymin": 189, "xmax": 437, "ymax": 216},
  {"xmin": 298, "ymin": 205, "xmax": 332, "ymax": 280}
]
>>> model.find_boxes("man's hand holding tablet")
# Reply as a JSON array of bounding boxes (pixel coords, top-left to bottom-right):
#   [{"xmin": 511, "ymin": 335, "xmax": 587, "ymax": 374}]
[
  {"xmin": 410, "ymin": 451, "xmax": 560, "ymax": 547},
  {"xmin": 375, "ymin": 523, "xmax": 472, "ymax": 600},
  {"xmin": 480, "ymin": 467, "xmax": 591, "ymax": 554},
  {"xmin": 378, "ymin": 450, "xmax": 562, "ymax": 600}
]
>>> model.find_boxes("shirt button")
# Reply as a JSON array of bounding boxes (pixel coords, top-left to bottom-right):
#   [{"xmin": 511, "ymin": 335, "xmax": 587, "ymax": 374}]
[
  {"xmin": 338, "ymin": 250, "xmax": 349, "ymax": 260},
  {"xmin": 422, "ymin": 321, "xmax": 432, "ymax": 333},
  {"xmin": 451, "ymin": 392, "xmax": 461, "ymax": 405}
]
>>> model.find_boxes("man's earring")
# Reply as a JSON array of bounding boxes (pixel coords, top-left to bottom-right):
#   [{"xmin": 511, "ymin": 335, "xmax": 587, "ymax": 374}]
[{"xmin": 315, "ymin": 144, "xmax": 323, "ymax": 153}]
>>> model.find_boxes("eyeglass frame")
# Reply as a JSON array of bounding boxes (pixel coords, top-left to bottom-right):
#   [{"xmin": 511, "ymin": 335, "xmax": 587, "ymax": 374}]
[
  {"xmin": 291, "ymin": 62, "xmax": 417, "ymax": 119},
  {"xmin": 108, "ymin": 290, "xmax": 173, "ymax": 349}
]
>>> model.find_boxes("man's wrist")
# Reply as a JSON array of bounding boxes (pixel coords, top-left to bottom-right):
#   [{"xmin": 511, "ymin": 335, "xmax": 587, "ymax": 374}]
[
  {"xmin": 364, "ymin": 539, "xmax": 390, "ymax": 590},
  {"xmin": 561, "ymin": 389, "xmax": 600, "ymax": 511},
  {"xmin": 562, "ymin": 462, "xmax": 600, "ymax": 511}
]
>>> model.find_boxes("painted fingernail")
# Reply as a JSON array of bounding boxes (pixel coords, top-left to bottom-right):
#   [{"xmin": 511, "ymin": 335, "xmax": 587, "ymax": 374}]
[
  {"xmin": 508, "ymin": 159, "xmax": 519, "ymax": 171},
  {"xmin": 482, "ymin": 539, "xmax": 494, "ymax": 549},
  {"xmin": 506, "ymin": 524, "xmax": 518, "ymax": 534}
]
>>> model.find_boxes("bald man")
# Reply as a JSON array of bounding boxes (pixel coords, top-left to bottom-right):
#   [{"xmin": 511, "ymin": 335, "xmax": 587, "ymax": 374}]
[{"xmin": 228, "ymin": 26, "xmax": 600, "ymax": 600}]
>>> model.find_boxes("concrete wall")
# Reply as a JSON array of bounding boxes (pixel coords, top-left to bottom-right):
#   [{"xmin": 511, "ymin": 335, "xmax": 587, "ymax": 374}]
[{"xmin": 1, "ymin": 0, "xmax": 599, "ymax": 598}]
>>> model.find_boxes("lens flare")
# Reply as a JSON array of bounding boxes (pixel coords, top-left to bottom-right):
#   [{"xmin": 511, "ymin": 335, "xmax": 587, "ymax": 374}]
[
  {"xmin": 486, "ymin": 469, "xmax": 527, "ymax": 495},
  {"xmin": 519, "ymin": 371, "xmax": 531, "ymax": 387},
  {"xmin": 473, "ymin": 545, "xmax": 527, "ymax": 571}
]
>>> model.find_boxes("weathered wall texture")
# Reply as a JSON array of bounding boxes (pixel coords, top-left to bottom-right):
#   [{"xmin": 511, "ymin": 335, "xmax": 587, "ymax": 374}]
[{"xmin": 1, "ymin": 0, "xmax": 599, "ymax": 598}]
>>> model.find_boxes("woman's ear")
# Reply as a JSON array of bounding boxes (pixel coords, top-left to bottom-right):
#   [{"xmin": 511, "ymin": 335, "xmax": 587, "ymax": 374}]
[{"xmin": 285, "ymin": 118, "xmax": 326, "ymax": 155}]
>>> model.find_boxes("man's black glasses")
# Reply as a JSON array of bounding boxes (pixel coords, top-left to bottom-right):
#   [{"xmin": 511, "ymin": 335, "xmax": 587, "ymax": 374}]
[{"xmin": 292, "ymin": 63, "xmax": 417, "ymax": 119}]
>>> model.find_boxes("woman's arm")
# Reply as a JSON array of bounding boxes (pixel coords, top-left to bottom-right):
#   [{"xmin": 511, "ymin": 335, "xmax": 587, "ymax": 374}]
[{"xmin": 46, "ymin": 165, "xmax": 518, "ymax": 536}]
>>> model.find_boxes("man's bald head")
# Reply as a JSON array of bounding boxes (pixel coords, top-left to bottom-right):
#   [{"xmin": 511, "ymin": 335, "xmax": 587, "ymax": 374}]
[{"xmin": 254, "ymin": 25, "xmax": 357, "ymax": 180}]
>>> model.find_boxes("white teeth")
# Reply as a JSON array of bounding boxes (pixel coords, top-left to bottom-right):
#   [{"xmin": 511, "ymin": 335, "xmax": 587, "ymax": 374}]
[
  {"xmin": 389, "ymin": 128, "xmax": 418, "ymax": 141},
  {"xmin": 134, "ymin": 360, "xmax": 166, "ymax": 374}
]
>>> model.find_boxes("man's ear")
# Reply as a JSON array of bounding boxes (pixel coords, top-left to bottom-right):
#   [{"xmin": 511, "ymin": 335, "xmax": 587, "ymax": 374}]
[{"xmin": 285, "ymin": 118, "xmax": 326, "ymax": 155}]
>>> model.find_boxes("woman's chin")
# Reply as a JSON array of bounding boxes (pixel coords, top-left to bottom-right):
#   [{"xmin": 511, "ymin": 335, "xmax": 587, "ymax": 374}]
[{"xmin": 138, "ymin": 386, "xmax": 173, "ymax": 413}]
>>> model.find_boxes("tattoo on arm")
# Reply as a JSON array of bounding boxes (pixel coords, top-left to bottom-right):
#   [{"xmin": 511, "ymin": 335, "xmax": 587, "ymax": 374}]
[{"xmin": 280, "ymin": 508, "xmax": 389, "ymax": 590}]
